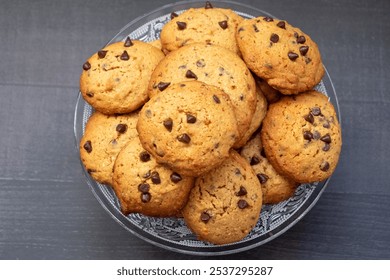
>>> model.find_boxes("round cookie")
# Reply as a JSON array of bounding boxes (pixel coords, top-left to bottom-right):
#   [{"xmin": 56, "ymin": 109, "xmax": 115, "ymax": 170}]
[
  {"xmin": 137, "ymin": 81, "xmax": 239, "ymax": 177},
  {"xmin": 236, "ymin": 16, "xmax": 324, "ymax": 94},
  {"xmin": 80, "ymin": 39, "xmax": 165, "ymax": 114},
  {"xmin": 261, "ymin": 90, "xmax": 342, "ymax": 183},
  {"xmin": 182, "ymin": 150, "xmax": 262, "ymax": 245},
  {"xmin": 148, "ymin": 43, "xmax": 256, "ymax": 141},
  {"xmin": 79, "ymin": 111, "xmax": 139, "ymax": 186},
  {"xmin": 112, "ymin": 137, "xmax": 194, "ymax": 217},
  {"xmin": 161, "ymin": 3, "xmax": 243, "ymax": 55},
  {"xmin": 240, "ymin": 133, "xmax": 298, "ymax": 204}
]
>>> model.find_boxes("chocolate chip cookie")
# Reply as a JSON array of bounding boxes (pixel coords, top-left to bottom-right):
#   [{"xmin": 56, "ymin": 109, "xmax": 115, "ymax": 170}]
[
  {"xmin": 236, "ymin": 16, "xmax": 324, "ymax": 94},
  {"xmin": 137, "ymin": 81, "xmax": 239, "ymax": 177},
  {"xmin": 80, "ymin": 39, "xmax": 164, "ymax": 114},
  {"xmin": 112, "ymin": 137, "xmax": 194, "ymax": 217},
  {"xmin": 182, "ymin": 150, "xmax": 262, "ymax": 245},
  {"xmin": 261, "ymin": 91, "xmax": 342, "ymax": 183}
]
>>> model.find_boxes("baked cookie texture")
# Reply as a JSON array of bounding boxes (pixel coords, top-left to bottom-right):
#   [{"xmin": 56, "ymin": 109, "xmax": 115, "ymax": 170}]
[
  {"xmin": 255, "ymin": 76, "xmax": 282, "ymax": 104},
  {"xmin": 240, "ymin": 133, "xmax": 298, "ymax": 204},
  {"xmin": 112, "ymin": 137, "xmax": 194, "ymax": 217},
  {"xmin": 137, "ymin": 81, "xmax": 239, "ymax": 177},
  {"xmin": 182, "ymin": 150, "xmax": 262, "ymax": 245},
  {"xmin": 80, "ymin": 39, "xmax": 165, "ymax": 114},
  {"xmin": 236, "ymin": 16, "xmax": 324, "ymax": 94},
  {"xmin": 148, "ymin": 43, "xmax": 256, "ymax": 142},
  {"xmin": 261, "ymin": 90, "xmax": 342, "ymax": 183},
  {"xmin": 160, "ymin": 3, "xmax": 243, "ymax": 55},
  {"xmin": 79, "ymin": 111, "xmax": 139, "ymax": 186}
]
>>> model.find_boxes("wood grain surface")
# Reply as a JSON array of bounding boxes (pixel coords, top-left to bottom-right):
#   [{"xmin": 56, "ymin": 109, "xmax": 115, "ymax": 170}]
[{"xmin": 0, "ymin": 0, "xmax": 389, "ymax": 259}]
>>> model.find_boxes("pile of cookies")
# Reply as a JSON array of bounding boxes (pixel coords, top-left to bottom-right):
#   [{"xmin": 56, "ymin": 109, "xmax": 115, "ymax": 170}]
[{"xmin": 79, "ymin": 1, "xmax": 342, "ymax": 245}]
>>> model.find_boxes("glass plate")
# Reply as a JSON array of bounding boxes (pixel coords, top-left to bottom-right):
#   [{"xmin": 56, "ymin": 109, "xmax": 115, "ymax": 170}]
[{"xmin": 74, "ymin": 0, "xmax": 340, "ymax": 255}]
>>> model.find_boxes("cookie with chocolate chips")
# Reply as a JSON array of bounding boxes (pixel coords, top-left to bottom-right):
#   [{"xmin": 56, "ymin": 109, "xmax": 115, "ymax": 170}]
[
  {"xmin": 137, "ymin": 81, "xmax": 239, "ymax": 177},
  {"xmin": 182, "ymin": 150, "xmax": 262, "ymax": 245},
  {"xmin": 260, "ymin": 91, "xmax": 342, "ymax": 183},
  {"xmin": 240, "ymin": 132, "xmax": 298, "ymax": 204},
  {"xmin": 147, "ymin": 43, "xmax": 257, "ymax": 143},
  {"xmin": 80, "ymin": 39, "xmax": 164, "ymax": 114},
  {"xmin": 160, "ymin": 2, "xmax": 243, "ymax": 54},
  {"xmin": 79, "ymin": 111, "xmax": 139, "ymax": 186},
  {"xmin": 112, "ymin": 137, "xmax": 194, "ymax": 217},
  {"xmin": 236, "ymin": 17, "xmax": 324, "ymax": 94}
]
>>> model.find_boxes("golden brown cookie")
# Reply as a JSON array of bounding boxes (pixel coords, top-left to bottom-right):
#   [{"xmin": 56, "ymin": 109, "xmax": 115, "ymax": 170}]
[
  {"xmin": 255, "ymin": 77, "xmax": 282, "ymax": 104},
  {"xmin": 79, "ymin": 111, "xmax": 139, "ymax": 186},
  {"xmin": 137, "ymin": 81, "xmax": 239, "ymax": 177},
  {"xmin": 261, "ymin": 91, "xmax": 342, "ymax": 183},
  {"xmin": 236, "ymin": 16, "xmax": 324, "ymax": 94},
  {"xmin": 148, "ymin": 43, "xmax": 256, "ymax": 141},
  {"xmin": 240, "ymin": 133, "xmax": 298, "ymax": 204},
  {"xmin": 112, "ymin": 137, "xmax": 194, "ymax": 217},
  {"xmin": 80, "ymin": 39, "xmax": 164, "ymax": 114},
  {"xmin": 182, "ymin": 150, "xmax": 262, "ymax": 245},
  {"xmin": 161, "ymin": 2, "xmax": 243, "ymax": 54}
]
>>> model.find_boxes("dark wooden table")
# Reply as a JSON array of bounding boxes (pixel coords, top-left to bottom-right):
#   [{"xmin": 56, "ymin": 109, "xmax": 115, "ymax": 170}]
[{"xmin": 1, "ymin": 0, "xmax": 389, "ymax": 259}]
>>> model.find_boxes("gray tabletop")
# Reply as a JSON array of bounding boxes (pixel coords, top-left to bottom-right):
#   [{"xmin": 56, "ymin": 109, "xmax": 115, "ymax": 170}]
[{"xmin": 1, "ymin": 0, "xmax": 389, "ymax": 260}]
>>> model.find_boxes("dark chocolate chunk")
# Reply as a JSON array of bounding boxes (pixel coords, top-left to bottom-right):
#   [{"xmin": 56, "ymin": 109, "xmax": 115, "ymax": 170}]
[
  {"xmin": 257, "ymin": 173, "xmax": 269, "ymax": 184},
  {"xmin": 297, "ymin": 35, "xmax": 306, "ymax": 44},
  {"xmin": 304, "ymin": 113, "xmax": 314, "ymax": 124},
  {"xmin": 170, "ymin": 12, "xmax": 178, "ymax": 19},
  {"xmin": 294, "ymin": 32, "xmax": 299, "ymax": 38},
  {"xmin": 288, "ymin": 52, "xmax": 299, "ymax": 61},
  {"xmin": 260, "ymin": 148, "xmax": 267, "ymax": 158},
  {"xmin": 163, "ymin": 118, "xmax": 173, "ymax": 132},
  {"xmin": 116, "ymin": 123, "xmax": 127, "ymax": 133},
  {"xmin": 205, "ymin": 1, "xmax": 213, "ymax": 9},
  {"xmin": 97, "ymin": 50, "xmax": 107, "ymax": 59},
  {"xmin": 120, "ymin": 50, "xmax": 129, "ymax": 60},
  {"xmin": 140, "ymin": 151, "xmax": 151, "ymax": 162},
  {"xmin": 218, "ymin": 20, "xmax": 228, "ymax": 30},
  {"xmin": 186, "ymin": 114, "xmax": 197, "ymax": 123},
  {"xmin": 170, "ymin": 172, "xmax": 182, "ymax": 183},
  {"xmin": 263, "ymin": 16, "xmax": 274, "ymax": 22},
  {"xmin": 236, "ymin": 186, "xmax": 247, "ymax": 196},
  {"xmin": 176, "ymin": 21, "xmax": 187, "ymax": 30},
  {"xmin": 143, "ymin": 170, "xmax": 151, "ymax": 179},
  {"xmin": 83, "ymin": 141, "xmax": 92, "ymax": 153},
  {"xmin": 86, "ymin": 92, "xmax": 94, "ymax": 97},
  {"xmin": 196, "ymin": 59, "xmax": 206, "ymax": 67},
  {"xmin": 151, "ymin": 171, "xmax": 161, "ymax": 184},
  {"xmin": 320, "ymin": 161, "xmax": 330, "ymax": 171},
  {"xmin": 270, "ymin": 33, "xmax": 279, "ymax": 43},
  {"xmin": 124, "ymin": 36, "xmax": 133, "ymax": 47},
  {"xmin": 250, "ymin": 156, "xmax": 260, "ymax": 165},
  {"xmin": 323, "ymin": 121, "xmax": 331, "ymax": 129},
  {"xmin": 213, "ymin": 95, "xmax": 221, "ymax": 104},
  {"xmin": 177, "ymin": 133, "xmax": 191, "ymax": 143},
  {"xmin": 303, "ymin": 131, "xmax": 314, "ymax": 141},
  {"xmin": 299, "ymin": 45, "xmax": 309, "ymax": 56},
  {"xmin": 277, "ymin": 21, "xmax": 286, "ymax": 29},
  {"xmin": 238, "ymin": 199, "xmax": 249, "ymax": 209},
  {"xmin": 157, "ymin": 81, "xmax": 170, "ymax": 91},
  {"xmin": 320, "ymin": 134, "xmax": 332, "ymax": 143},
  {"xmin": 82, "ymin": 61, "xmax": 91, "ymax": 70},
  {"xmin": 201, "ymin": 212, "xmax": 211, "ymax": 223},
  {"xmin": 311, "ymin": 107, "xmax": 321, "ymax": 116},
  {"xmin": 138, "ymin": 183, "xmax": 150, "ymax": 193},
  {"xmin": 313, "ymin": 131, "xmax": 321, "ymax": 140},
  {"xmin": 185, "ymin": 69, "xmax": 198, "ymax": 79},
  {"xmin": 322, "ymin": 143, "xmax": 330, "ymax": 151},
  {"xmin": 141, "ymin": 192, "xmax": 151, "ymax": 203}
]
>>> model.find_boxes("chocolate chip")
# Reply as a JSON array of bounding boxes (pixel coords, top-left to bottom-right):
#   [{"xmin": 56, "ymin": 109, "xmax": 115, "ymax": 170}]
[
  {"xmin": 299, "ymin": 46, "xmax": 309, "ymax": 56},
  {"xmin": 83, "ymin": 141, "xmax": 92, "ymax": 153},
  {"xmin": 143, "ymin": 170, "xmax": 151, "ymax": 179},
  {"xmin": 277, "ymin": 21, "xmax": 286, "ymax": 29},
  {"xmin": 311, "ymin": 107, "xmax": 321, "ymax": 116},
  {"xmin": 270, "ymin": 33, "xmax": 279, "ymax": 43},
  {"xmin": 82, "ymin": 61, "xmax": 91, "ymax": 70},
  {"xmin": 163, "ymin": 118, "xmax": 173, "ymax": 132},
  {"xmin": 205, "ymin": 1, "xmax": 213, "ymax": 9},
  {"xmin": 177, "ymin": 133, "xmax": 191, "ymax": 143},
  {"xmin": 213, "ymin": 95, "xmax": 221, "ymax": 104},
  {"xmin": 139, "ymin": 151, "xmax": 151, "ymax": 162},
  {"xmin": 185, "ymin": 70, "xmax": 198, "ymax": 79},
  {"xmin": 297, "ymin": 35, "xmax": 306, "ymax": 44},
  {"xmin": 186, "ymin": 114, "xmax": 197, "ymax": 123},
  {"xmin": 151, "ymin": 171, "xmax": 161, "ymax": 184},
  {"xmin": 196, "ymin": 59, "xmax": 206, "ymax": 67},
  {"xmin": 141, "ymin": 192, "xmax": 151, "ymax": 203},
  {"xmin": 138, "ymin": 183, "xmax": 150, "ymax": 193},
  {"xmin": 263, "ymin": 16, "xmax": 274, "ymax": 22},
  {"xmin": 288, "ymin": 52, "xmax": 299, "ymax": 61},
  {"xmin": 120, "ymin": 50, "xmax": 129, "ymax": 60},
  {"xmin": 236, "ymin": 186, "xmax": 247, "ymax": 196},
  {"xmin": 116, "ymin": 123, "xmax": 127, "ymax": 133},
  {"xmin": 320, "ymin": 161, "xmax": 330, "ymax": 171},
  {"xmin": 238, "ymin": 199, "xmax": 249, "ymax": 209},
  {"xmin": 305, "ymin": 57, "xmax": 312, "ymax": 64},
  {"xmin": 124, "ymin": 36, "xmax": 133, "ymax": 47},
  {"xmin": 170, "ymin": 172, "xmax": 182, "ymax": 183},
  {"xmin": 253, "ymin": 24, "xmax": 259, "ymax": 32},
  {"xmin": 313, "ymin": 131, "xmax": 321, "ymax": 140},
  {"xmin": 235, "ymin": 168, "xmax": 242, "ymax": 176},
  {"xmin": 303, "ymin": 131, "xmax": 313, "ymax": 141},
  {"xmin": 170, "ymin": 12, "xmax": 178, "ymax": 19},
  {"xmin": 176, "ymin": 21, "xmax": 187, "ymax": 30},
  {"xmin": 323, "ymin": 121, "xmax": 330, "ymax": 129},
  {"xmin": 157, "ymin": 81, "xmax": 170, "ymax": 91},
  {"xmin": 322, "ymin": 143, "xmax": 330, "ymax": 151},
  {"xmin": 320, "ymin": 134, "xmax": 332, "ymax": 143},
  {"xmin": 294, "ymin": 32, "xmax": 299, "ymax": 38},
  {"xmin": 218, "ymin": 20, "xmax": 228, "ymax": 30},
  {"xmin": 250, "ymin": 156, "xmax": 260, "ymax": 165},
  {"xmin": 86, "ymin": 92, "xmax": 94, "ymax": 97},
  {"xmin": 257, "ymin": 173, "xmax": 269, "ymax": 184},
  {"xmin": 260, "ymin": 148, "xmax": 267, "ymax": 158},
  {"xmin": 304, "ymin": 113, "xmax": 314, "ymax": 124},
  {"xmin": 201, "ymin": 212, "xmax": 211, "ymax": 223},
  {"xmin": 97, "ymin": 50, "xmax": 107, "ymax": 59}
]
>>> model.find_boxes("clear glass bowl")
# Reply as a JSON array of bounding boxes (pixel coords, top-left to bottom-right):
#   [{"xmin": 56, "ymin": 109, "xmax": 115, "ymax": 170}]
[{"xmin": 74, "ymin": 0, "xmax": 340, "ymax": 255}]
